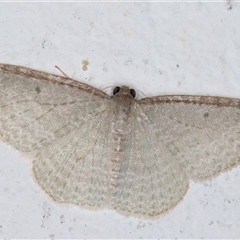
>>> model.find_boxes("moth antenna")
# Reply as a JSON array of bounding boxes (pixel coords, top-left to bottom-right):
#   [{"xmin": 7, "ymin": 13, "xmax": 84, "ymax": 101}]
[
  {"xmin": 134, "ymin": 88, "xmax": 147, "ymax": 98},
  {"xmin": 102, "ymin": 85, "xmax": 115, "ymax": 91},
  {"xmin": 55, "ymin": 66, "xmax": 70, "ymax": 78}
]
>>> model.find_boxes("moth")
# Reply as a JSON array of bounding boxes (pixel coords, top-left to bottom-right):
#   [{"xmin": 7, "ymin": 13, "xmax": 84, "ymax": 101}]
[{"xmin": 0, "ymin": 64, "xmax": 240, "ymax": 219}]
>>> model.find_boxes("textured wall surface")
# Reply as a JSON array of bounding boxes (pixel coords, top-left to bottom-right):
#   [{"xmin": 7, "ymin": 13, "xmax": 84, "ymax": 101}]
[{"xmin": 0, "ymin": 1, "xmax": 240, "ymax": 238}]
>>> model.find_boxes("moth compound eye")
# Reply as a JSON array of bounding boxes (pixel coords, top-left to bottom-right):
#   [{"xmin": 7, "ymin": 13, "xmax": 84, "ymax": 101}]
[
  {"xmin": 113, "ymin": 86, "xmax": 121, "ymax": 95},
  {"xmin": 130, "ymin": 89, "xmax": 136, "ymax": 98}
]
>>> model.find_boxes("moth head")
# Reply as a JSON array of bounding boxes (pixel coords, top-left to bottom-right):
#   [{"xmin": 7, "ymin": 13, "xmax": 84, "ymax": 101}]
[{"xmin": 113, "ymin": 86, "xmax": 136, "ymax": 99}]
